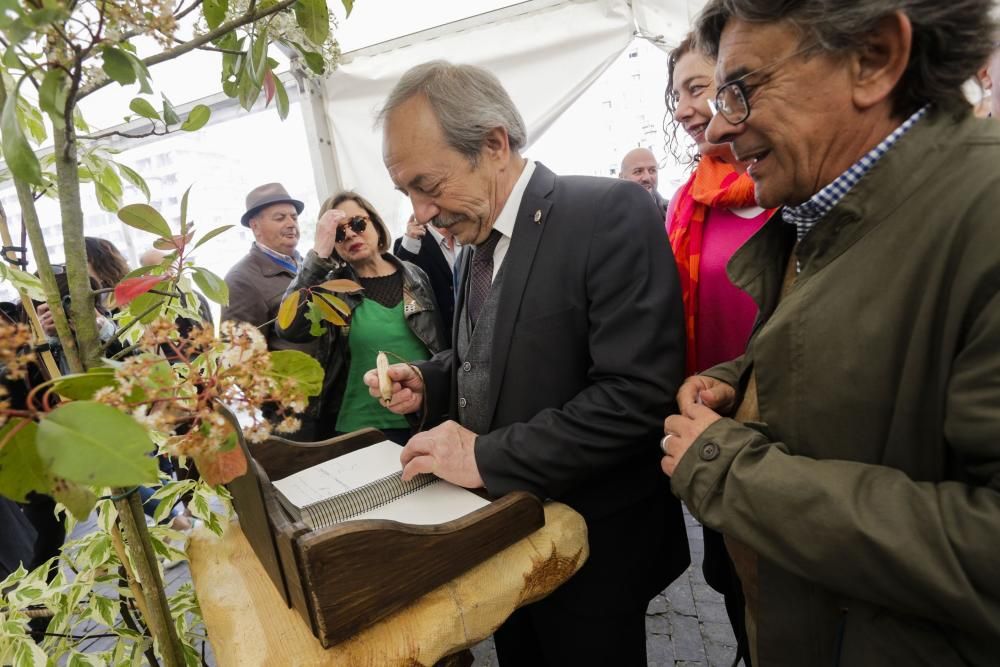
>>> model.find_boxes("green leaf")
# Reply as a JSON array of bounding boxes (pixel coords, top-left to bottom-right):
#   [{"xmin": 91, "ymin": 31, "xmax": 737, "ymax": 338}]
[
  {"xmin": 179, "ymin": 184, "xmax": 193, "ymax": 234},
  {"xmin": 94, "ymin": 180, "xmax": 119, "ymax": 212},
  {"xmin": 294, "ymin": 44, "xmax": 325, "ymax": 75},
  {"xmin": 237, "ymin": 68, "xmax": 260, "ymax": 111},
  {"xmin": 38, "ymin": 68, "xmax": 68, "ymax": 120},
  {"xmin": 203, "ymin": 0, "xmax": 228, "ymax": 29},
  {"xmin": 193, "ymin": 224, "xmax": 234, "ymax": 250},
  {"xmin": 100, "ymin": 163, "xmax": 123, "ymax": 197},
  {"xmin": 266, "ymin": 350, "xmax": 323, "ymax": 397},
  {"xmin": 16, "ymin": 100, "xmax": 46, "ymax": 144},
  {"xmin": 161, "ymin": 95, "xmax": 180, "ymax": 125},
  {"xmin": 123, "ymin": 51, "xmax": 153, "ymax": 94},
  {"xmin": 50, "ymin": 479, "xmax": 97, "ymax": 521},
  {"xmin": 305, "ymin": 300, "xmax": 325, "ymax": 336},
  {"xmin": 118, "ymin": 203, "xmax": 172, "ymax": 238},
  {"xmin": 0, "ymin": 420, "xmax": 49, "ymax": 502},
  {"xmin": 102, "ymin": 47, "xmax": 137, "ymax": 86},
  {"xmin": 294, "ymin": 0, "xmax": 330, "ymax": 46},
  {"xmin": 180, "ymin": 104, "xmax": 210, "ymax": 131},
  {"xmin": 274, "ymin": 74, "xmax": 289, "ymax": 120},
  {"xmin": 37, "ymin": 402, "xmax": 159, "ymax": 487},
  {"xmin": 52, "ymin": 368, "xmax": 118, "ymax": 400},
  {"xmin": 191, "ymin": 267, "xmax": 228, "ymax": 305},
  {"xmin": 0, "ymin": 262, "xmax": 45, "ymax": 300},
  {"xmin": 128, "ymin": 97, "xmax": 160, "ymax": 121},
  {"xmin": 1, "ymin": 81, "xmax": 42, "ymax": 185},
  {"xmin": 117, "ymin": 162, "xmax": 151, "ymax": 201},
  {"xmin": 250, "ymin": 27, "xmax": 268, "ymax": 86},
  {"xmin": 341, "ymin": 0, "xmax": 354, "ymax": 17}
]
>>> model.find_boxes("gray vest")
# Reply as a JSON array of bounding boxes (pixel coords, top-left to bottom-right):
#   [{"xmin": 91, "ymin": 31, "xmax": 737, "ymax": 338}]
[{"xmin": 455, "ymin": 263, "xmax": 507, "ymax": 434}]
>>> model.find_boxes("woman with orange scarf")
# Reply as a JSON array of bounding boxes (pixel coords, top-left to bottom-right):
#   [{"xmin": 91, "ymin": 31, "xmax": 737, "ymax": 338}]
[
  {"xmin": 666, "ymin": 35, "xmax": 774, "ymax": 379},
  {"xmin": 664, "ymin": 34, "xmax": 774, "ymax": 666}
]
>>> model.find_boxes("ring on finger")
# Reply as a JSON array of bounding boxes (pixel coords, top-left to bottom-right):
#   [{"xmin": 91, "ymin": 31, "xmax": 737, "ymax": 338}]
[{"xmin": 660, "ymin": 433, "xmax": 672, "ymax": 455}]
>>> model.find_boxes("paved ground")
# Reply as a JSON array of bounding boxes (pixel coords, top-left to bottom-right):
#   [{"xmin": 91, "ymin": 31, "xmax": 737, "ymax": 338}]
[
  {"xmin": 470, "ymin": 508, "xmax": 739, "ymax": 667},
  {"xmin": 66, "ymin": 508, "xmax": 735, "ymax": 665}
]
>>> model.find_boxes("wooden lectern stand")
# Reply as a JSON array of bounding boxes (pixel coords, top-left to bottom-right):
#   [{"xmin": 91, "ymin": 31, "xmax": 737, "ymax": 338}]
[{"xmin": 199, "ymin": 418, "xmax": 589, "ymax": 662}]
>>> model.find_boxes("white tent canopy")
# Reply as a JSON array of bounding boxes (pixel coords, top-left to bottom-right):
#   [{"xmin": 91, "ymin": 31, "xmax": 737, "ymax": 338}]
[{"xmin": 312, "ymin": 0, "xmax": 703, "ymax": 227}]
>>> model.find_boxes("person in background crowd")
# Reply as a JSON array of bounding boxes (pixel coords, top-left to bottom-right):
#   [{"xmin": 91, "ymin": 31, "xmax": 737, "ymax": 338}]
[
  {"xmin": 368, "ymin": 60, "xmax": 690, "ymax": 666},
  {"xmin": 277, "ymin": 192, "xmax": 447, "ymax": 444},
  {"xmin": 978, "ymin": 41, "xmax": 1000, "ymax": 118},
  {"xmin": 661, "ymin": 1, "xmax": 1000, "ymax": 664},
  {"xmin": 224, "ymin": 183, "xmax": 320, "ymax": 439},
  {"xmin": 223, "ymin": 183, "xmax": 316, "ymax": 353},
  {"xmin": 393, "ymin": 213, "xmax": 459, "ymax": 333},
  {"xmin": 619, "ymin": 147, "xmax": 669, "ymax": 215},
  {"xmin": 664, "ymin": 31, "xmax": 774, "ymax": 666}
]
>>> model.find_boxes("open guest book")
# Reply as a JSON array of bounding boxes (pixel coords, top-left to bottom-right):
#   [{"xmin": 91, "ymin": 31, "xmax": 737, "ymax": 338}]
[
  {"xmin": 271, "ymin": 440, "xmax": 489, "ymax": 529},
  {"xmin": 223, "ymin": 417, "xmax": 546, "ymax": 648}
]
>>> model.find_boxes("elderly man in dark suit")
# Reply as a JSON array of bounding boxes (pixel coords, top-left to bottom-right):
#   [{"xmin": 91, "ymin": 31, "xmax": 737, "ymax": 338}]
[
  {"xmin": 365, "ymin": 61, "xmax": 690, "ymax": 666},
  {"xmin": 392, "ymin": 214, "xmax": 458, "ymax": 333}
]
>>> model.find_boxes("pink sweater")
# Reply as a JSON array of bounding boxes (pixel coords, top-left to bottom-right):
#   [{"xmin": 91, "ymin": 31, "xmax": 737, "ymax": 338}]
[{"xmin": 666, "ymin": 200, "xmax": 770, "ymax": 372}]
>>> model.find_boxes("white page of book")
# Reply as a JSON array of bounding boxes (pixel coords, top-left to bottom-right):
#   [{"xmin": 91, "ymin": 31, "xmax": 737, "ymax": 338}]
[
  {"xmin": 351, "ymin": 481, "xmax": 490, "ymax": 525},
  {"xmin": 272, "ymin": 440, "xmax": 404, "ymax": 510}
]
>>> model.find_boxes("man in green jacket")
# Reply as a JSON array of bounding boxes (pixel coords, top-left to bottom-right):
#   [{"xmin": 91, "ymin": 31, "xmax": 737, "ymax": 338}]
[{"xmin": 660, "ymin": 1, "xmax": 1000, "ymax": 664}]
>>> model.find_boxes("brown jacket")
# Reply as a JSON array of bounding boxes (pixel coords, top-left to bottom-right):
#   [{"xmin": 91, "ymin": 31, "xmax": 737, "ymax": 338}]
[
  {"xmin": 672, "ymin": 110, "xmax": 1000, "ymax": 665},
  {"xmin": 222, "ymin": 244, "xmax": 317, "ymax": 355}
]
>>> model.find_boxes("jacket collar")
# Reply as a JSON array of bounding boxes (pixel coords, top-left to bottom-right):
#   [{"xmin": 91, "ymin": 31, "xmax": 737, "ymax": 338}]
[
  {"xmin": 248, "ymin": 243, "xmax": 297, "ymax": 278},
  {"xmin": 728, "ymin": 109, "xmax": 971, "ymax": 307}
]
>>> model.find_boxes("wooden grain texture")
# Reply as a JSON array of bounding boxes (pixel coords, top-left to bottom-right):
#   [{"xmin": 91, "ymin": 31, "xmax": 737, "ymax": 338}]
[
  {"xmin": 188, "ymin": 502, "xmax": 588, "ymax": 667},
  {"xmin": 299, "ymin": 491, "xmax": 544, "ymax": 646}
]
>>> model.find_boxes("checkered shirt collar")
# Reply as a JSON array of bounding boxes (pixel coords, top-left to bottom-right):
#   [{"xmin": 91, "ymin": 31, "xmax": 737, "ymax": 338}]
[{"xmin": 784, "ymin": 105, "xmax": 929, "ymax": 240}]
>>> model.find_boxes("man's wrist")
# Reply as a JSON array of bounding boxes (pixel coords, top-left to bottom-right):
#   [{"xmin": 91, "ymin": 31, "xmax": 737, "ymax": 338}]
[{"xmin": 400, "ymin": 234, "xmax": 422, "ymax": 254}]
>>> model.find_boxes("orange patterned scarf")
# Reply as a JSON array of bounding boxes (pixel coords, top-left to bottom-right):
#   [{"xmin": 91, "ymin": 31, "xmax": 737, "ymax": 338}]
[{"xmin": 668, "ymin": 156, "xmax": 768, "ymax": 376}]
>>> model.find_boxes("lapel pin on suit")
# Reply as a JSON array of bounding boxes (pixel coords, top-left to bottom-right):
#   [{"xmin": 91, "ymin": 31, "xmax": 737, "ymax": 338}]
[{"xmin": 533, "ymin": 209, "xmax": 542, "ymax": 224}]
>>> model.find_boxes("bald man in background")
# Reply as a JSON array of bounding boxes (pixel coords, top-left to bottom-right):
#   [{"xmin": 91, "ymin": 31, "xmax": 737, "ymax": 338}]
[{"xmin": 619, "ymin": 147, "xmax": 668, "ymax": 216}]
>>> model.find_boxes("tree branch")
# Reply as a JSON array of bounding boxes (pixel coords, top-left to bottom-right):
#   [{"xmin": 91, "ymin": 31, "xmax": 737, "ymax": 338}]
[{"xmin": 78, "ymin": 0, "xmax": 299, "ymax": 100}]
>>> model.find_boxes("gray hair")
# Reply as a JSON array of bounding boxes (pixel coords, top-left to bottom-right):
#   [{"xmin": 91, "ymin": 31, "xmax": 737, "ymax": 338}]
[
  {"xmin": 695, "ymin": 0, "xmax": 998, "ymax": 116},
  {"xmin": 377, "ymin": 60, "xmax": 527, "ymax": 164}
]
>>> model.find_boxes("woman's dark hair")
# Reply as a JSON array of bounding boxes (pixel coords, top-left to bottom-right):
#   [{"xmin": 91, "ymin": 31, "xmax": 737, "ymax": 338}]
[
  {"xmin": 84, "ymin": 237, "xmax": 130, "ymax": 289},
  {"xmin": 663, "ymin": 33, "xmax": 702, "ymax": 168},
  {"xmin": 319, "ymin": 191, "xmax": 392, "ymax": 261}
]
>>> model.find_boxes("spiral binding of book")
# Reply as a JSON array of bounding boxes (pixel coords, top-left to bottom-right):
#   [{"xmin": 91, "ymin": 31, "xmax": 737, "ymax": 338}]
[{"xmin": 301, "ymin": 472, "xmax": 438, "ymax": 529}]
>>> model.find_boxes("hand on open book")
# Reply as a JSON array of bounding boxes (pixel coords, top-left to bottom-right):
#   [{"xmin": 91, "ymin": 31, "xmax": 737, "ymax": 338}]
[
  {"xmin": 400, "ymin": 421, "xmax": 485, "ymax": 489},
  {"xmin": 363, "ymin": 362, "xmax": 424, "ymax": 414}
]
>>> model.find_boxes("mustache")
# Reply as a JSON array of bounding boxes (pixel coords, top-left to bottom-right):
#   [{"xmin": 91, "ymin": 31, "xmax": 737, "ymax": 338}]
[{"xmin": 431, "ymin": 212, "xmax": 466, "ymax": 229}]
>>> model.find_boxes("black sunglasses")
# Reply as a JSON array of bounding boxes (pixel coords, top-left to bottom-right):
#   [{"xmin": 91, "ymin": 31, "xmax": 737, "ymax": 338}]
[{"xmin": 335, "ymin": 216, "xmax": 369, "ymax": 243}]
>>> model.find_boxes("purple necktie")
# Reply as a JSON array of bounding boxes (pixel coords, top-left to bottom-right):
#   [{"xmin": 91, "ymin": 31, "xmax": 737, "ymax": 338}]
[{"xmin": 467, "ymin": 230, "xmax": 502, "ymax": 325}]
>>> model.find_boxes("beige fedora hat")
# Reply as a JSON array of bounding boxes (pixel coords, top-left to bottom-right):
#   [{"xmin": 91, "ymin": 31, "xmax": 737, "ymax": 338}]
[{"xmin": 241, "ymin": 182, "xmax": 304, "ymax": 227}]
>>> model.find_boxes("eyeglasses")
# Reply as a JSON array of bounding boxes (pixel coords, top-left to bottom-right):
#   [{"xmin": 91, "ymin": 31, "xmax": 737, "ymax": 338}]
[
  {"xmin": 335, "ymin": 216, "xmax": 369, "ymax": 243},
  {"xmin": 712, "ymin": 43, "xmax": 815, "ymax": 125}
]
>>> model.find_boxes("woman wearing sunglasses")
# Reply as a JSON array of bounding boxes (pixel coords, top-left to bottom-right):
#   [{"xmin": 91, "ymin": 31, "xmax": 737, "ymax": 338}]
[
  {"xmin": 277, "ymin": 191, "xmax": 447, "ymax": 444},
  {"xmin": 663, "ymin": 33, "xmax": 776, "ymax": 667}
]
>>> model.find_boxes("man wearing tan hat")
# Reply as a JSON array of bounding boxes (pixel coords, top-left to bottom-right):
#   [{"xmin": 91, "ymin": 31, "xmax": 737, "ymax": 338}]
[{"xmin": 223, "ymin": 183, "xmax": 316, "ymax": 354}]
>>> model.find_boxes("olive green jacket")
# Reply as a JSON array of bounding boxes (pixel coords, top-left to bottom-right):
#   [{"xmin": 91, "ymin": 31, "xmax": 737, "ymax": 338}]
[{"xmin": 672, "ymin": 110, "xmax": 1000, "ymax": 666}]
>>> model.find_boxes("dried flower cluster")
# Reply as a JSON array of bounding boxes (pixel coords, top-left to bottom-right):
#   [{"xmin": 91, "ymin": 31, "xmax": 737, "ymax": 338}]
[
  {"xmin": 91, "ymin": 318, "xmax": 309, "ymax": 459},
  {"xmin": 0, "ymin": 321, "xmax": 35, "ymax": 427},
  {"xmin": 0, "ymin": 315, "xmax": 310, "ymax": 465}
]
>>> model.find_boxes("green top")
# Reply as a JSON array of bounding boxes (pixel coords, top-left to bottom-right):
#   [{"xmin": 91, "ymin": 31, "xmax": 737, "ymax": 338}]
[{"xmin": 335, "ymin": 298, "xmax": 430, "ymax": 433}]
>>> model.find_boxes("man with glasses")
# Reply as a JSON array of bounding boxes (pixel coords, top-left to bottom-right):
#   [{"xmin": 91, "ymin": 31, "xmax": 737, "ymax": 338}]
[{"xmin": 659, "ymin": 1, "xmax": 1000, "ymax": 665}]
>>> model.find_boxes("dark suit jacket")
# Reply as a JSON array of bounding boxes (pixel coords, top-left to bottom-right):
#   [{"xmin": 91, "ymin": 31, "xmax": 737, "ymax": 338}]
[
  {"xmin": 393, "ymin": 232, "xmax": 456, "ymax": 333},
  {"xmin": 421, "ymin": 163, "xmax": 689, "ymax": 614}
]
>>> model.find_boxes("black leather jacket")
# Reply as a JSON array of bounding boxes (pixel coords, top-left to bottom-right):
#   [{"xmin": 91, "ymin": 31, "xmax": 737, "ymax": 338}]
[{"xmin": 276, "ymin": 250, "xmax": 448, "ymax": 434}]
